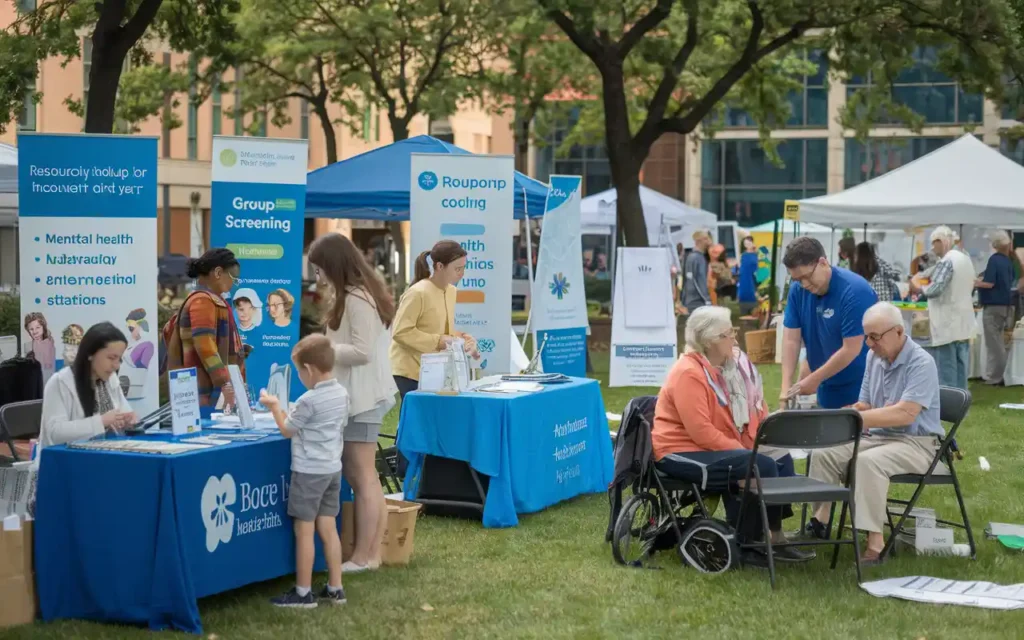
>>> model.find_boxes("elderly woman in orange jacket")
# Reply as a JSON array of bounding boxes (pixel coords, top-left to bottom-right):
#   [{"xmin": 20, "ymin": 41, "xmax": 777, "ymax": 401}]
[{"xmin": 651, "ymin": 305, "xmax": 812, "ymax": 561}]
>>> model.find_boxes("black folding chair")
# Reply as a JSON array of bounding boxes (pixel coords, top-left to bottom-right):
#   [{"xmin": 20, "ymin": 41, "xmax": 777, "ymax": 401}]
[
  {"xmin": 0, "ymin": 400, "xmax": 43, "ymax": 464},
  {"xmin": 376, "ymin": 433, "xmax": 402, "ymax": 495},
  {"xmin": 880, "ymin": 386, "xmax": 975, "ymax": 560},
  {"xmin": 735, "ymin": 409, "xmax": 864, "ymax": 589}
]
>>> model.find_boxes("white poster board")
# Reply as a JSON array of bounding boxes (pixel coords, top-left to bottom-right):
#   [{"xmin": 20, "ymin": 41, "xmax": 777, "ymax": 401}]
[
  {"xmin": 609, "ymin": 247, "xmax": 677, "ymax": 387},
  {"xmin": 168, "ymin": 367, "xmax": 201, "ymax": 435},
  {"xmin": 410, "ymin": 153, "xmax": 514, "ymax": 373}
]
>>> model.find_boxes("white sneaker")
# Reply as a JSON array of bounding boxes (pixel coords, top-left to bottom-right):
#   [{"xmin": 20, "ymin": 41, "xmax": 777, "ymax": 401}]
[{"xmin": 342, "ymin": 561, "xmax": 371, "ymax": 573}]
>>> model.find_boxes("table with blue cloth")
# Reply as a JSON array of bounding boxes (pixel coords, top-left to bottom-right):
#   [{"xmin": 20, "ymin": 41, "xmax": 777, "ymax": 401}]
[
  {"xmin": 34, "ymin": 428, "xmax": 350, "ymax": 634},
  {"xmin": 398, "ymin": 377, "xmax": 613, "ymax": 528}
]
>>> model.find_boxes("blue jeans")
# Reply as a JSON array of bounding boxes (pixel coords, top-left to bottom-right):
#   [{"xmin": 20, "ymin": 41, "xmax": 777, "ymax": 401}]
[{"xmin": 925, "ymin": 340, "xmax": 969, "ymax": 390}]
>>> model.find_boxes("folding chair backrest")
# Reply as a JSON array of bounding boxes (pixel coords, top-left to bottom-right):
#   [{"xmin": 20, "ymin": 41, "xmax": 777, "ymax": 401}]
[
  {"xmin": 938, "ymin": 386, "xmax": 971, "ymax": 430},
  {"xmin": 755, "ymin": 409, "xmax": 862, "ymax": 451},
  {"xmin": 0, "ymin": 400, "xmax": 43, "ymax": 440}
]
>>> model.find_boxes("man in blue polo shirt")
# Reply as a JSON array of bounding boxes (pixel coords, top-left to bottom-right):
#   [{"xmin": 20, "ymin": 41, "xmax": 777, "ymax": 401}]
[{"xmin": 780, "ymin": 237, "xmax": 877, "ymax": 409}]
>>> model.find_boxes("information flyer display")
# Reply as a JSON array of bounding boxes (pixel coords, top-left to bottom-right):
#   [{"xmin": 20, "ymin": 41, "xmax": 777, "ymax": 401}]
[
  {"xmin": 410, "ymin": 153, "xmax": 513, "ymax": 373},
  {"xmin": 18, "ymin": 133, "xmax": 159, "ymax": 415},
  {"xmin": 532, "ymin": 175, "xmax": 587, "ymax": 377},
  {"xmin": 168, "ymin": 367, "xmax": 201, "ymax": 435},
  {"xmin": 210, "ymin": 136, "xmax": 308, "ymax": 406},
  {"xmin": 609, "ymin": 247, "xmax": 677, "ymax": 387}
]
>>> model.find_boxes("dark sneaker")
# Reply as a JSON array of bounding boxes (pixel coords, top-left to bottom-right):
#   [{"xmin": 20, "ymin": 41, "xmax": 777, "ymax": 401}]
[
  {"xmin": 318, "ymin": 585, "xmax": 348, "ymax": 606},
  {"xmin": 270, "ymin": 588, "xmax": 317, "ymax": 609},
  {"xmin": 802, "ymin": 517, "xmax": 829, "ymax": 540},
  {"xmin": 772, "ymin": 545, "xmax": 817, "ymax": 563}
]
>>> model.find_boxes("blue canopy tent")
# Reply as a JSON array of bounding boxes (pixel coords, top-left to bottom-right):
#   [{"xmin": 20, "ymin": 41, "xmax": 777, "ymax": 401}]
[{"xmin": 305, "ymin": 135, "xmax": 549, "ymax": 219}]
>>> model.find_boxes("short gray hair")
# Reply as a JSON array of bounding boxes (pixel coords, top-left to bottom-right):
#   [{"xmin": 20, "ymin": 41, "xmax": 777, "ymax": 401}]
[
  {"xmin": 685, "ymin": 306, "xmax": 733, "ymax": 354},
  {"xmin": 930, "ymin": 225, "xmax": 955, "ymax": 246},
  {"xmin": 991, "ymin": 230, "xmax": 1011, "ymax": 249},
  {"xmin": 862, "ymin": 301, "xmax": 903, "ymax": 330}
]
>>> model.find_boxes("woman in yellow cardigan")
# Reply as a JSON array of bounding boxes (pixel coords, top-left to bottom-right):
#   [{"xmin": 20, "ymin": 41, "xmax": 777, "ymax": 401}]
[{"xmin": 390, "ymin": 239, "xmax": 479, "ymax": 398}]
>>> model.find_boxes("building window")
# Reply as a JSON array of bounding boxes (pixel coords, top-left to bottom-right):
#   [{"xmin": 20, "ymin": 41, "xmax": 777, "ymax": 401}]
[
  {"xmin": 18, "ymin": 75, "xmax": 36, "ymax": 131},
  {"xmin": 300, "ymin": 100, "xmax": 309, "ymax": 139},
  {"xmin": 700, "ymin": 138, "xmax": 827, "ymax": 226},
  {"xmin": 535, "ymin": 107, "xmax": 611, "ymax": 196},
  {"xmin": 363, "ymin": 103, "xmax": 372, "ymax": 142},
  {"xmin": 846, "ymin": 47, "xmax": 983, "ymax": 125},
  {"xmin": 374, "ymin": 108, "xmax": 380, "ymax": 141},
  {"xmin": 1001, "ymin": 137, "xmax": 1024, "ymax": 164},
  {"xmin": 234, "ymin": 67, "xmax": 244, "ymax": 136},
  {"xmin": 82, "ymin": 37, "xmax": 92, "ymax": 118},
  {"xmin": 187, "ymin": 57, "xmax": 198, "ymax": 159},
  {"xmin": 844, "ymin": 137, "xmax": 956, "ymax": 187},
  {"xmin": 718, "ymin": 50, "xmax": 828, "ymax": 128},
  {"xmin": 17, "ymin": 0, "xmax": 37, "ymax": 12},
  {"xmin": 256, "ymin": 108, "xmax": 267, "ymax": 137},
  {"xmin": 211, "ymin": 74, "xmax": 222, "ymax": 136}
]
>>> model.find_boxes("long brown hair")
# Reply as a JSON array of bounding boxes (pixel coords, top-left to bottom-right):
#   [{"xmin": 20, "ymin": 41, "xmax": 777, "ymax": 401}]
[
  {"xmin": 413, "ymin": 240, "xmax": 467, "ymax": 284},
  {"xmin": 308, "ymin": 233, "xmax": 395, "ymax": 331},
  {"xmin": 852, "ymin": 242, "xmax": 878, "ymax": 281}
]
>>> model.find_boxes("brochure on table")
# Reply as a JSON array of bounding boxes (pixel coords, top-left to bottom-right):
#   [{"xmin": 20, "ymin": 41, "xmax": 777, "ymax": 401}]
[
  {"xmin": 531, "ymin": 175, "xmax": 588, "ymax": 377},
  {"xmin": 609, "ymin": 247, "xmax": 677, "ymax": 387},
  {"xmin": 210, "ymin": 136, "xmax": 308, "ymax": 407},
  {"xmin": 17, "ymin": 133, "xmax": 159, "ymax": 416},
  {"xmin": 410, "ymin": 152, "xmax": 513, "ymax": 374},
  {"xmin": 168, "ymin": 367, "xmax": 201, "ymax": 435}
]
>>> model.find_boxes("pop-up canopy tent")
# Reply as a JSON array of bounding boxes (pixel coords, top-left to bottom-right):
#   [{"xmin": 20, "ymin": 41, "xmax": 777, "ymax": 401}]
[
  {"xmin": 304, "ymin": 135, "xmax": 549, "ymax": 219},
  {"xmin": 799, "ymin": 135, "xmax": 1024, "ymax": 227},
  {"xmin": 0, "ymin": 142, "xmax": 16, "ymax": 227},
  {"xmin": 580, "ymin": 185, "xmax": 717, "ymax": 246}
]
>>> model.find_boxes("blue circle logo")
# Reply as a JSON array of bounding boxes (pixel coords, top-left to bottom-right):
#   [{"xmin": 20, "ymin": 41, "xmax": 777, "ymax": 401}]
[{"xmin": 418, "ymin": 171, "xmax": 438, "ymax": 191}]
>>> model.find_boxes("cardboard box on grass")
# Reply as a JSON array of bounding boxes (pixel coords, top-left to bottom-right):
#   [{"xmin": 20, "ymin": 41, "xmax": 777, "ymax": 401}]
[
  {"xmin": 340, "ymin": 498, "xmax": 422, "ymax": 566},
  {"xmin": 0, "ymin": 518, "xmax": 36, "ymax": 629}
]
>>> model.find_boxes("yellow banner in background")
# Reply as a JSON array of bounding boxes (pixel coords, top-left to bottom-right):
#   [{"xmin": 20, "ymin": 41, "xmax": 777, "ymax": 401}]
[{"xmin": 783, "ymin": 199, "xmax": 801, "ymax": 221}]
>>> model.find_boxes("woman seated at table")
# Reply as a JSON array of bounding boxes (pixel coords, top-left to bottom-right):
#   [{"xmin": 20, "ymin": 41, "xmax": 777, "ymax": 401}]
[
  {"xmin": 651, "ymin": 306, "xmax": 812, "ymax": 561},
  {"xmin": 40, "ymin": 322, "xmax": 137, "ymax": 449}
]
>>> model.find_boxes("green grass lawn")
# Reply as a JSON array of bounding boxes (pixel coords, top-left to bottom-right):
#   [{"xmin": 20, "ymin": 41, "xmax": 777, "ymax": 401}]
[{"xmin": 7, "ymin": 353, "xmax": 1024, "ymax": 639}]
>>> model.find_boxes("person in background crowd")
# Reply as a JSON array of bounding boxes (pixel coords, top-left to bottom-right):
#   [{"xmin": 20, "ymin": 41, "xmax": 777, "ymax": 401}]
[
  {"xmin": 60, "ymin": 324, "xmax": 84, "ymax": 369},
  {"xmin": 737, "ymin": 236, "xmax": 760, "ymax": 316},
  {"xmin": 806, "ymin": 302, "xmax": 943, "ymax": 564},
  {"xmin": 652, "ymin": 306, "xmax": 814, "ymax": 562},
  {"xmin": 582, "ymin": 249, "xmax": 595, "ymax": 277},
  {"xmin": 908, "ymin": 226, "xmax": 975, "ymax": 390},
  {"xmin": 837, "ymin": 236, "xmax": 856, "ymax": 270},
  {"xmin": 976, "ymin": 230, "xmax": 1016, "ymax": 385},
  {"xmin": 24, "ymin": 312, "xmax": 56, "ymax": 384},
  {"xmin": 682, "ymin": 230, "xmax": 713, "ymax": 312},
  {"xmin": 308, "ymin": 233, "xmax": 397, "ymax": 573},
  {"xmin": 852, "ymin": 242, "xmax": 902, "ymax": 302},
  {"xmin": 780, "ymin": 237, "xmax": 877, "ymax": 409},
  {"xmin": 39, "ymin": 322, "xmax": 136, "ymax": 450},
  {"xmin": 390, "ymin": 240, "xmax": 479, "ymax": 401},
  {"xmin": 163, "ymin": 248, "xmax": 244, "ymax": 409},
  {"xmin": 709, "ymin": 244, "xmax": 736, "ymax": 302},
  {"xmin": 592, "ymin": 250, "xmax": 610, "ymax": 280}
]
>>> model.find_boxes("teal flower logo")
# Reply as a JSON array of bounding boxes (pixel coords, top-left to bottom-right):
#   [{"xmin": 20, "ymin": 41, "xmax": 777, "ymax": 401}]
[{"xmin": 549, "ymin": 272, "xmax": 570, "ymax": 300}]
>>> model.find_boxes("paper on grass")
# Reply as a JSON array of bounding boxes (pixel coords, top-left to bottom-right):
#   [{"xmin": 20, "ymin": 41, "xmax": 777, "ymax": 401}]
[
  {"xmin": 861, "ymin": 576, "xmax": 1024, "ymax": 610},
  {"xmin": 986, "ymin": 522, "xmax": 1024, "ymax": 538},
  {"xmin": 999, "ymin": 403, "xmax": 1024, "ymax": 410},
  {"xmin": 606, "ymin": 412, "xmax": 622, "ymax": 422}
]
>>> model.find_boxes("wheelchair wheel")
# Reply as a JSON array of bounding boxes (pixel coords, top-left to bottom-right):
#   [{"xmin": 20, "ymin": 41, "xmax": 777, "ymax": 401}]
[
  {"xmin": 678, "ymin": 519, "xmax": 738, "ymax": 574},
  {"xmin": 612, "ymin": 492, "xmax": 661, "ymax": 566}
]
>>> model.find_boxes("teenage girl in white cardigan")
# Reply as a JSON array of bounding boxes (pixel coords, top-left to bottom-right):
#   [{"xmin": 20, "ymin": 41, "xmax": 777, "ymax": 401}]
[{"xmin": 308, "ymin": 233, "xmax": 398, "ymax": 572}]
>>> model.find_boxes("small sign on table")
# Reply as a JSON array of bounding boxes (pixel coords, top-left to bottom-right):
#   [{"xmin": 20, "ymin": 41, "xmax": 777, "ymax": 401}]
[{"xmin": 168, "ymin": 367, "xmax": 201, "ymax": 436}]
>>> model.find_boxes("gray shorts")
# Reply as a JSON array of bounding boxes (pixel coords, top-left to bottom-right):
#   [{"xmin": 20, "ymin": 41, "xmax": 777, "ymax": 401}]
[
  {"xmin": 344, "ymin": 421, "xmax": 381, "ymax": 443},
  {"xmin": 287, "ymin": 471, "xmax": 342, "ymax": 521}
]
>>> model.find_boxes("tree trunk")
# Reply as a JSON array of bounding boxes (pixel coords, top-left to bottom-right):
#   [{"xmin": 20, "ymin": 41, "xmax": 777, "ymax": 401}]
[
  {"xmin": 84, "ymin": 40, "xmax": 128, "ymax": 133},
  {"xmin": 388, "ymin": 116, "xmax": 411, "ymax": 286},
  {"xmin": 314, "ymin": 100, "xmax": 338, "ymax": 165},
  {"xmin": 600, "ymin": 63, "xmax": 648, "ymax": 247},
  {"xmin": 513, "ymin": 113, "xmax": 530, "ymax": 174}
]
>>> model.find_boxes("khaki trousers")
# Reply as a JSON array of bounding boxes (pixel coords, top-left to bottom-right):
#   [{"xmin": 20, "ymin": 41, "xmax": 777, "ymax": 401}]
[{"xmin": 808, "ymin": 435, "xmax": 940, "ymax": 533}]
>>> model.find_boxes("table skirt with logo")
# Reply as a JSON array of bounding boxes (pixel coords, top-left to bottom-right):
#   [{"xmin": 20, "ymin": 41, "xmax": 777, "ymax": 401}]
[
  {"xmin": 398, "ymin": 377, "xmax": 614, "ymax": 528},
  {"xmin": 34, "ymin": 434, "xmax": 348, "ymax": 634}
]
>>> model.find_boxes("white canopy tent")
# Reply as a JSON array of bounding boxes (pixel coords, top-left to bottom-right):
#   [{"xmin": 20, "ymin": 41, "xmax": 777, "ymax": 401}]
[
  {"xmin": 580, "ymin": 185, "xmax": 717, "ymax": 246},
  {"xmin": 799, "ymin": 135, "xmax": 1024, "ymax": 228}
]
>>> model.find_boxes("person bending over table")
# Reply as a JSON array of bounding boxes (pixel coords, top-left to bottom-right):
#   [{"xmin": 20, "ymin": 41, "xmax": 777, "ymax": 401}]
[
  {"xmin": 807, "ymin": 302, "xmax": 943, "ymax": 564},
  {"xmin": 389, "ymin": 239, "xmax": 479, "ymax": 399},
  {"xmin": 309, "ymin": 232, "xmax": 398, "ymax": 574},
  {"xmin": 651, "ymin": 306, "xmax": 814, "ymax": 562},
  {"xmin": 40, "ymin": 322, "xmax": 136, "ymax": 449},
  {"xmin": 780, "ymin": 237, "xmax": 877, "ymax": 409},
  {"xmin": 164, "ymin": 248, "xmax": 246, "ymax": 410}
]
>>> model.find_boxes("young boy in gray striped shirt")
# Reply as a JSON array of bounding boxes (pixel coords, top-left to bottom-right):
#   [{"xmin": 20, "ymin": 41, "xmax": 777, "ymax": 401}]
[{"xmin": 260, "ymin": 334, "xmax": 349, "ymax": 608}]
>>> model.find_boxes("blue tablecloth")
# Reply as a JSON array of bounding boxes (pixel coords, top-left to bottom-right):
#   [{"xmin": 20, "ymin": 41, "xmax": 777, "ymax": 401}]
[
  {"xmin": 398, "ymin": 377, "xmax": 613, "ymax": 527},
  {"xmin": 35, "ymin": 431, "xmax": 349, "ymax": 634}
]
